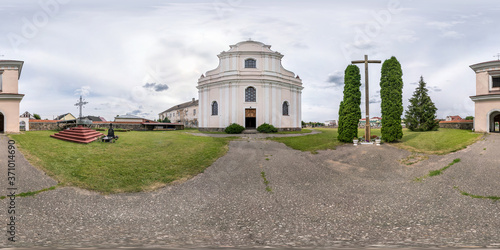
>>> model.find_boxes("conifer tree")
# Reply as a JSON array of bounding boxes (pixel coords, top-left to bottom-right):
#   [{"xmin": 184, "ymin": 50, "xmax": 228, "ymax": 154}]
[
  {"xmin": 380, "ymin": 56, "xmax": 404, "ymax": 142},
  {"xmin": 404, "ymin": 76, "xmax": 439, "ymax": 131},
  {"xmin": 338, "ymin": 65, "xmax": 362, "ymax": 142}
]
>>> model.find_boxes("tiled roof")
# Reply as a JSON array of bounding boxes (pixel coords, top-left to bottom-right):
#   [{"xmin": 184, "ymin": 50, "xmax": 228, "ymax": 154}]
[{"xmin": 160, "ymin": 99, "xmax": 199, "ymax": 114}]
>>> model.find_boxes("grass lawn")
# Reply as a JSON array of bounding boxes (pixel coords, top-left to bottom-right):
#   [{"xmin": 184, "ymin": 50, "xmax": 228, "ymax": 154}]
[
  {"xmin": 270, "ymin": 128, "xmax": 343, "ymax": 154},
  {"xmin": 10, "ymin": 130, "xmax": 233, "ymax": 193},
  {"xmin": 271, "ymin": 128, "xmax": 482, "ymax": 155},
  {"xmin": 393, "ymin": 128, "xmax": 482, "ymax": 154}
]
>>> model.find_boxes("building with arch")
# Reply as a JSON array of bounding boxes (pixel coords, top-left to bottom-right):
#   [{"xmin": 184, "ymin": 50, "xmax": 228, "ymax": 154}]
[
  {"xmin": 197, "ymin": 40, "xmax": 303, "ymax": 131},
  {"xmin": 470, "ymin": 60, "xmax": 500, "ymax": 132},
  {"xmin": 0, "ymin": 60, "xmax": 24, "ymax": 134}
]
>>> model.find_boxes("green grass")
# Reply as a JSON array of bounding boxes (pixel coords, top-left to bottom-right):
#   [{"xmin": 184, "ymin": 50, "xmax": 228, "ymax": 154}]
[
  {"xmin": 271, "ymin": 128, "xmax": 481, "ymax": 155},
  {"xmin": 276, "ymin": 129, "xmax": 313, "ymax": 134},
  {"xmin": 9, "ymin": 130, "xmax": 233, "ymax": 193},
  {"xmin": 394, "ymin": 128, "xmax": 482, "ymax": 155},
  {"xmin": 414, "ymin": 158, "xmax": 461, "ymax": 181},
  {"xmin": 270, "ymin": 128, "xmax": 344, "ymax": 154},
  {"xmin": 454, "ymin": 186, "xmax": 500, "ymax": 201}
]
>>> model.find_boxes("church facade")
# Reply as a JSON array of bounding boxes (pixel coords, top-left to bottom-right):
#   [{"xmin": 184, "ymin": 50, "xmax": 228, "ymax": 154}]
[
  {"xmin": 470, "ymin": 60, "xmax": 500, "ymax": 132},
  {"xmin": 0, "ymin": 60, "xmax": 24, "ymax": 134},
  {"xmin": 197, "ymin": 40, "xmax": 303, "ymax": 131}
]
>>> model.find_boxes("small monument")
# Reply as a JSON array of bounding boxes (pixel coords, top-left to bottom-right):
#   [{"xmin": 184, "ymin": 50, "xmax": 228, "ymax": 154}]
[
  {"xmin": 101, "ymin": 123, "xmax": 119, "ymax": 143},
  {"xmin": 50, "ymin": 96, "xmax": 103, "ymax": 143}
]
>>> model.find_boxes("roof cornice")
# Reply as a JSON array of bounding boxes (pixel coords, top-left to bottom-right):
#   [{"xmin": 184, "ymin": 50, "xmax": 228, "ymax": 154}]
[
  {"xmin": 470, "ymin": 60, "xmax": 500, "ymax": 72},
  {"xmin": 470, "ymin": 94, "xmax": 500, "ymax": 102},
  {"xmin": 0, "ymin": 60, "xmax": 24, "ymax": 79}
]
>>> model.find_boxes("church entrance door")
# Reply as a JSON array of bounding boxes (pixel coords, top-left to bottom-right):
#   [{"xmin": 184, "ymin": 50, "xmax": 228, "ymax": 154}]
[
  {"xmin": 0, "ymin": 112, "xmax": 4, "ymax": 133},
  {"xmin": 245, "ymin": 109, "xmax": 256, "ymax": 129}
]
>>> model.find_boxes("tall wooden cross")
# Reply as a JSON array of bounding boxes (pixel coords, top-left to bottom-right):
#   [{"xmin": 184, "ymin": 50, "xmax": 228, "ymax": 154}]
[
  {"xmin": 351, "ymin": 55, "xmax": 381, "ymax": 142},
  {"xmin": 74, "ymin": 95, "xmax": 88, "ymax": 119}
]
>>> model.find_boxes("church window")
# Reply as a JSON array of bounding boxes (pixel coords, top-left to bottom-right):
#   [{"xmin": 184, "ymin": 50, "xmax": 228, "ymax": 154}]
[
  {"xmin": 245, "ymin": 87, "xmax": 256, "ymax": 102},
  {"xmin": 493, "ymin": 76, "xmax": 500, "ymax": 88},
  {"xmin": 0, "ymin": 71, "xmax": 3, "ymax": 92},
  {"xmin": 193, "ymin": 109, "xmax": 196, "ymax": 116},
  {"xmin": 245, "ymin": 59, "xmax": 256, "ymax": 68},
  {"xmin": 282, "ymin": 101, "xmax": 289, "ymax": 116},
  {"xmin": 211, "ymin": 101, "xmax": 218, "ymax": 115}
]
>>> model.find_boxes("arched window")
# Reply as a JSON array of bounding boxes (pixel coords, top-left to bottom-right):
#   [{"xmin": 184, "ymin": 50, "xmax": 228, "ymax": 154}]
[
  {"xmin": 282, "ymin": 101, "xmax": 289, "ymax": 116},
  {"xmin": 245, "ymin": 59, "xmax": 256, "ymax": 68},
  {"xmin": 211, "ymin": 101, "xmax": 218, "ymax": 115},
  {"xmin": 245, "ymin": 87, "xmax": 256, "ymax": 102}
]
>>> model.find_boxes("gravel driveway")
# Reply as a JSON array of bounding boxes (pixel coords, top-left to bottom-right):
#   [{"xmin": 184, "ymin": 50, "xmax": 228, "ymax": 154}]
[{"xmin": 1, "ymin": 133, "xmax": 499, "ymax": 249}]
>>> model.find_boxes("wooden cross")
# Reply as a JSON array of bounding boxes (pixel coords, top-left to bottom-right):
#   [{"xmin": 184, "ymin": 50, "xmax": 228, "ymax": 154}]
[
  {"xmin": 494, "ymin": 53, "xmax": 500, "ymax": 60},
  {"xmin": 74, "ymin": 95, "xmax": 88, "ymax": 119},
  {"xmin": 351, "ymin": 55, "xmax": 381, "ymax": 143}
]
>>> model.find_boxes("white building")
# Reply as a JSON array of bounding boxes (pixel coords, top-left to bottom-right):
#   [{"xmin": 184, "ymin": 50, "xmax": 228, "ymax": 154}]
[
  {"xmin": 197, "ymin": 40, "xmax": 303, "ymax": 131},
  {"xmin": 158, "ymin": 98, "xmax": 198, "ymax": 128}
]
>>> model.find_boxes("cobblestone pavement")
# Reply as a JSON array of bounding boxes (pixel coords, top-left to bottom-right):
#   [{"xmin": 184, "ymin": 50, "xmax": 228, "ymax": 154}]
[{"xmin": 0, "ymin": 133, "xmax": 499, "ymax": 249}]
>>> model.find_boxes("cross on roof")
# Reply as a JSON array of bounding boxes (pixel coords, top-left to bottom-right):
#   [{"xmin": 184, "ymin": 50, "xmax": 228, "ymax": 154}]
[
  {"xmin": 74, "ymin": 95, "xmax": 88, "ymax": 119},
  {"xmin": 494, "ymin": 53, "xmax": 500, "ymax": 60}
]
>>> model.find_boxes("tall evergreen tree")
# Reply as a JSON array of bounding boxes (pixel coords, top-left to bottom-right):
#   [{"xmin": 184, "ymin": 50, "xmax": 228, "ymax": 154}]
[
  {"xmin": 338, "ymin": 64, "xmax": 362, "ymax": 142},
  {"xmin": 404, "ymin": 76, "xmax": 439, "ymax": 131},
  {"xmin": 380, "ymin": 56, "xmax": 404, "ymax": 142}
]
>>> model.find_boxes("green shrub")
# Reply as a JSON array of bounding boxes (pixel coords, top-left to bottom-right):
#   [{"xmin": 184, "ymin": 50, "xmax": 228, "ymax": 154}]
[
  {"xmin": 257, "ymin": 123, "xmax": 278, "ymax": 133},
  {"xmin": 225, "ymin": 123, "xmax": 245, "ymax": 134}
]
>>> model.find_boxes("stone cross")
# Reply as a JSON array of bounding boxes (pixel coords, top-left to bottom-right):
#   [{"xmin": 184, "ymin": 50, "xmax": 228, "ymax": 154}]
[
  {"xmin": 74, "ymin": 95, "xmax": 88, "ymax": 119},
  {"xmin": 351, "ymin": 55, "xmax": 381, "ymax": 142}
]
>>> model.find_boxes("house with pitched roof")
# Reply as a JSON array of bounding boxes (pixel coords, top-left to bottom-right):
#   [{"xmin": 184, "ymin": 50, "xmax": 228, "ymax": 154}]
[{"xmin": 158, "ymin": 98, "xmax": 198, "ymax": 128}]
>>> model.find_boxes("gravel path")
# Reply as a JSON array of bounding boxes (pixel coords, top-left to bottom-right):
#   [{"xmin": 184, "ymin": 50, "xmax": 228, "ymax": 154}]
[{"xmin": 1, "ymin": 133, "xmax": 499, "ymax": 249}]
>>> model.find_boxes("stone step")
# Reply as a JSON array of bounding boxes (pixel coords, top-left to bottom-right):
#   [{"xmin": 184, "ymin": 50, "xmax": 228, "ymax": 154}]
[
  {"xmin": 51, "ymin": 126, "xmax": 104, "ymax": 144},
  {"xmin": 243, "ymin": 129, "xmax": 258, "ymax": 134}
]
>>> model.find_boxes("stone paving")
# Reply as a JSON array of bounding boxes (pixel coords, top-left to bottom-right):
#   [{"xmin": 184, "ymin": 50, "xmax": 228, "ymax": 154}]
[{"xmin": 0, "ymin": 132, "xmax": 499, "ymax": 249}]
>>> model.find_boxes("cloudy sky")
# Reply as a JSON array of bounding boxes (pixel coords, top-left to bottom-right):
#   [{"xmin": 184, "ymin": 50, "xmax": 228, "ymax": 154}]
[{"xmin": 1, "ymin": 0, "xmax": 499, "ymax": 122}]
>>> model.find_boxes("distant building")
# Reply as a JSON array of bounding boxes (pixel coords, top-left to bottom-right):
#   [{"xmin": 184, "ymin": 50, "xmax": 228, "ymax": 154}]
[
  {"xmin": 55, "ymin": 113, "xmax": 76, "ymax": 121},
  {"xmin": 0, "ymin": 60, "xmax": 24, "ymax": 133},
  {"xmin": 20, "ymin": 111, "xmax": 35, "ymax": 119},
  {"xmin": 81, "ymin": 115, "xmax": 106, "ymax": 122},
  {"xmin": 114, "ymin": 114, "xmax": 154, "ymax": 123},
  {"xmin": 158, "ymin": 98, "xmax": 198, "ymax": 128},
  {"xmin": 445, "ymin": 115, "xmax": 463, "ymax": 121},
  {"xmin": 359, "ymin": 117, "xmax": 382, "ymax": 128},
  {"xmin": 325, "ymin": 120, "xmax": 337, "ymax": 127},
  {"xmin": 470, "ymin": 60, "xmax": 500, "ymax": 132}
]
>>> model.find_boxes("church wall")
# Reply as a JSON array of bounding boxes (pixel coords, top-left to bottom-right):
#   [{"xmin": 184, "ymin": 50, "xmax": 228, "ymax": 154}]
[
  {"xmin": 474, "ymin": 100, "xmax": 500, "ymax": 132},
  {"xmin": 0, "ymin": 100, "xmax": 21, "ymax": 133},
  {"xmin": 1, "ymin": 70, "xmax": 19, "ymax": 93},
  {"xmin": 476, "ymin": 72, "xmax": 489, "ymax": 96}
]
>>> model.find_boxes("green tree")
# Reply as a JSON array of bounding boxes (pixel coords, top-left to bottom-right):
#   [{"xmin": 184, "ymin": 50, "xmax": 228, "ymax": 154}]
[
  {"xmin": 465, "ymin": 116, "xmax": 474, "ymax": 120},
  {"xmin": 404, "ymin": 76, "xmax": 439, "ymax": 131},
  {"xmin": 161, "ymin": 117, "xmax": 171, "ymax": 123},
  {"xmin": 338, "ymin": 64, "xmax": 362, "ymax": 142},
  {"xmin": 380, "ymin": 56, "xmax": 404, "ymax": 142},
  {"xmin": 33, "ymin": 113, "xmax": 41, "ymax": 120}
]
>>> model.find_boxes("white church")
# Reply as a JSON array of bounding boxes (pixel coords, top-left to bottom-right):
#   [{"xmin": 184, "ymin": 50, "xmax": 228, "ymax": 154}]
[{"xmin": 197, "ymin": 40, "xmax": 303, "ymax": 131}]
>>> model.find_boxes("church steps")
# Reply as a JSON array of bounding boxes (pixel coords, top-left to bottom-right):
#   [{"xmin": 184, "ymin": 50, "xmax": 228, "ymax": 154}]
[{"xmin": 50, "ymin": 126, "xmax": 104, "ymax": 144}]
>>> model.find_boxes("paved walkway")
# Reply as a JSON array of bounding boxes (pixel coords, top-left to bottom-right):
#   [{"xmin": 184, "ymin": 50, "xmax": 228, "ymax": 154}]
[
  {"xmin": 188, "ymin": 129, "xmax": 321, "ymax": 138},
  {"xmin": 1, "ymin": 133, "xmax": 499, "ymax": 248}
]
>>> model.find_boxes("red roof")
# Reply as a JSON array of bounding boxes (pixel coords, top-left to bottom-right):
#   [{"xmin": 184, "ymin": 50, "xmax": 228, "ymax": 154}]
[{"xmin": 439, "ymin": 120, "xmax": 473, "ymax": 123}]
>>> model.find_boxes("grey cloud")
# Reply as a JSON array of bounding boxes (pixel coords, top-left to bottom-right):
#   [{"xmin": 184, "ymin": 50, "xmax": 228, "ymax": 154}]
[
  {"xmin": 429, "ymin": 86, "xmax": 442, "ymax": 92},
  {"xmin": 326, "ymin": 72, "xmax": 344, "ymax": 87},
  {"xmin": 143, "ymin": 82, "xmax": 169, "ymax": 92},
  {"xmin": 409, "ymin": 82, "xmax": 418, "ymax": 85},
  {"xmin": 369, "ymin": 98, "xmax": 381, "ymax": 104}
]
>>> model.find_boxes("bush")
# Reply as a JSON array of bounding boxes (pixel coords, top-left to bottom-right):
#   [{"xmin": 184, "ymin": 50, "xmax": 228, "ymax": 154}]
[
  {"xmin": 257, "ymin": 123, "xmax": 278, "ymax": 133},
  {"xmin": 225, "ymin": 123, "xmax": 245, "ymax": 134}
]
